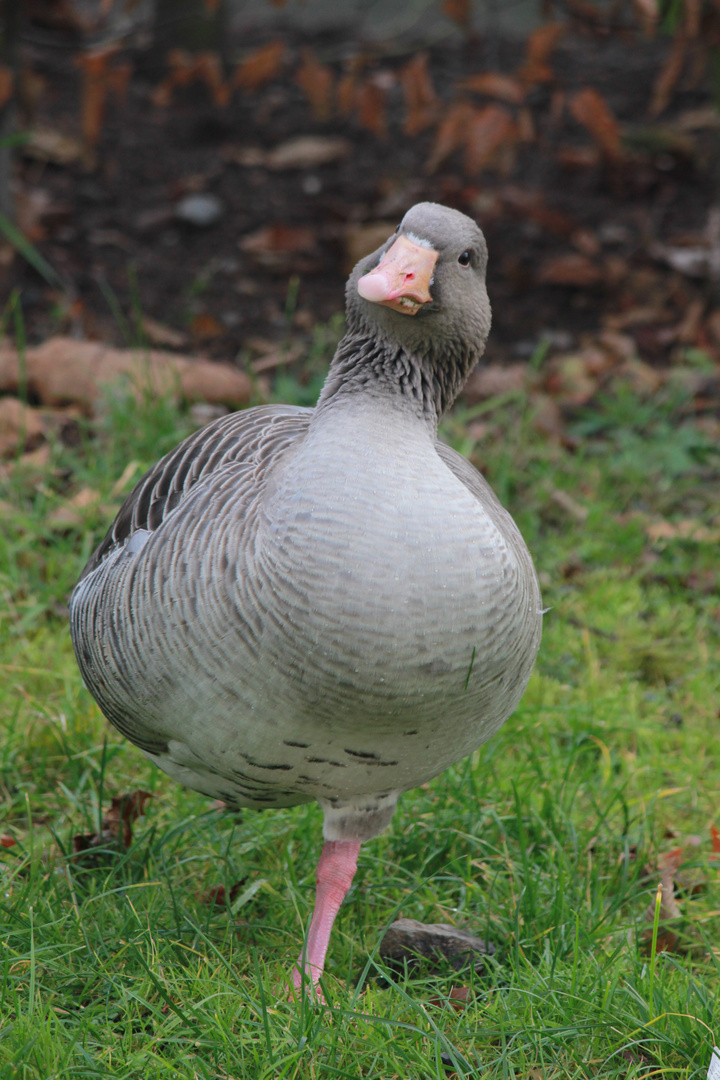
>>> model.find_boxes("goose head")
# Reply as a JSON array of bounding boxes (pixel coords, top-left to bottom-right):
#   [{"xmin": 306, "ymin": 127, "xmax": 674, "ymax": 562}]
[{"xmin": 347, "ymin": 202, "xmax": 492, "ymax": 389}]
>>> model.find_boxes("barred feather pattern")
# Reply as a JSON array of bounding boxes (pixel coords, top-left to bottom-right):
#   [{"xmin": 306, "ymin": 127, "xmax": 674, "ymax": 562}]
[{"xmin": 70, "ymin": 394, "xmax": 542, "ymax": 841}]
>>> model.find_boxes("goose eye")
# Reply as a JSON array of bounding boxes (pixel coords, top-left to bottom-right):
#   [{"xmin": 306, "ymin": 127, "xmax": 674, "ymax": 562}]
[{"xmin": 458, "ymin": 251, "xmax": 471, "ymax": 267}]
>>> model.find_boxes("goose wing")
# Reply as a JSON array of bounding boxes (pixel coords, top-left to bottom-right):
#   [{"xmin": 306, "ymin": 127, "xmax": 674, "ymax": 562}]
[{"xmin": 79, "ymin": 404, "xmax": 312, "ymax": 581}]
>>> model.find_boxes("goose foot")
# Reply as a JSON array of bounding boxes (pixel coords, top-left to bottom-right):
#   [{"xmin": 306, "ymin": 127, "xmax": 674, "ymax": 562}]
[{"xmin": 292, "ymin": 839, "xmax": 361, "ymax": 1002}]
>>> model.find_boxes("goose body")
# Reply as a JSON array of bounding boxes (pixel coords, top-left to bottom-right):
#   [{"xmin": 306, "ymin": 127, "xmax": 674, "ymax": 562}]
[{"xmin": 70, "ymin": 203, "xmax": 542, "ymax": 995}]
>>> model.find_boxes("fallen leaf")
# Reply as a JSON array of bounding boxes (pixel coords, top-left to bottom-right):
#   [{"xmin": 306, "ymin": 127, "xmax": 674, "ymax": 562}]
[
  {"xmin": 645, "ymin": 518, "xmax": 720, "ymax": 544},
  {"xmin": 549, "ymin": 488, "xmax": 590, "ymax": 522},
  {"xmin": 545, "ymin": 353, "xmax": 600, "ymax": 406},
  {"xmin": 518, "ymin": 23, "xmax": 565, "ymax": 86},
  {"xmin": 239, "ymin": 224, "xmax": 317, "ymax": 270},
  {"xmin": 633, "ymin": 0, "xmax": 659, "ymax": 35},
  {"xmin": 500, "ymin": 187, "xmax": 575, "ymax": 236},
  {"xmin": 463, "ymin": 362, "xmax": 527, "ymax": 402},
  {"xmin": 23, "ymin": 128, "xmax": 83, "ymax": 165},
  {"xmin": 344, "ymin": 221, "xmax": 396, "ymax": 271},
  {"xmin": 75, "ymin": 45, "xmax": 130, "ymax": 159},
  {"xmin": 640, "ymin": 873, "xmax": 683, "ymax": 955},
  {"xmin": 570, "ymin": 87, "xmax": 622, "ymax": 161},
  {"xmin": 196, "ymin": 878, "xmax": 248, "ymax": 905},
  {"xmin": 47, "ymin": 487, "xmax": 105, "ymax": 528},
  {"xmin": 259, "ymin": 135, "xmax": 349, "ymax": 170},
  {"xmin": 614, "ymin": 357, "xmax": 663, "ymax": 396},
  {"xmin": 649, "ymin": 33, "xmax": 686, "ymax": 118},
  {"xmin": 355, "ymin": 77, "xmax": 388, "ymax": 138},
  {"xmin": 141, "ymin": 316, "xmax": 188, "ymax": 349},
  {"xmin": 538, "ymin": 252, "xmax": 602, "ymax": 287},
  {"xmin": 0, "ymin": 65, "xmax": 13, "ymax": 109},
  {"xmin": 460, "ymin": 71, "xmax": 525, "ymax": 105},
  {"xmin": 72, "ymin": 790, "xmax": 152, "ymax": 862},
  {"xmin": 0, "ymin": 834, "xmax": 16, "ymax": 848},
  {"xmin": 194, "ymin": 50, "xmax": 230, "ymax": 107},
  {"xmin": 189, "ymin": 312, "xmax": 224, "ymax": 339},
  {"xmin": 153, "ymin": 49, "xmax": 228, "ymax": 109},
  {"xmin": 441, "ymin": 0, "xmax": 471, "ymax": 28},
  {"xmin": 426, "ymin": 100, "xmax": 475, "ymax": 173},
  {"xmin": 464, "ymin": 104, "xmax": 517, "ymax": 175},
  {"xmin": 712, "ymin": 826, "xmax": 720, "ymax": 854},
  {"xmin": 0, "ymin": 339, "xmax": 251, "ymax": 413},
  {"xmin": 0, "ymin": 397, "xmax": 46, "ymax": 458},
  {"xmin": 296, "ymin": 49, "xmax": 334, "ymax": 122},
  {"xmin": 232, "ymin": 40, "xmax": 286, "ymax": 90},
  {"xmin": 429, "ymin": 984, "xmax": 473, "ymax": 1010},
  {"xmin": 401, "ymin": 52, "xmax": 438, "ymax": 135}
]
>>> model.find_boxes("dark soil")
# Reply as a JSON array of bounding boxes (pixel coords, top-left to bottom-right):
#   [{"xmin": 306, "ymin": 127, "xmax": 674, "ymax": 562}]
[{"xmin": 5, "ymin": 17, "xmax": 720, "ymax": 372}]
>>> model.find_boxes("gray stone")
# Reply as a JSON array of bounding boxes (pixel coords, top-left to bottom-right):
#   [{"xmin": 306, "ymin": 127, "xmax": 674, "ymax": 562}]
[
  {"xmin": 378, "ymin": 918, "xmax": 496, "ymax": 973},
  {"xmin": 175, "ymin": 193, "xmax": 225, "ymax": 228}
]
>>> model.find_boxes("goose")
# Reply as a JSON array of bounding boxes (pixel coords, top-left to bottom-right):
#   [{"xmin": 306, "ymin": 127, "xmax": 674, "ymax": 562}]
[{"xmin": 70, "ymin": 202, "xmax": 543, "ymax": 999}]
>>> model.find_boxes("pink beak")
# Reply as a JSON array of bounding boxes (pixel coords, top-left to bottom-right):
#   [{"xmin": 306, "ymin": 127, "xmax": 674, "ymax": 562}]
[{"xmin": 357, "ymin": 234, "xmax": 439, "ymax": 316}]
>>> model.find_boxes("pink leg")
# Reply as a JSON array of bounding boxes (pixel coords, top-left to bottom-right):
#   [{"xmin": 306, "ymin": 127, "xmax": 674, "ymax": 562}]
[{"xmin": 292, "ymin": 839, "xmax": 361, "ymax": 1000}]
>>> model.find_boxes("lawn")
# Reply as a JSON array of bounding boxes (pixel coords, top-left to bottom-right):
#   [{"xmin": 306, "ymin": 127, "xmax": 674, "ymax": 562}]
[{"xmin": 1, "ymin": 344, "xmax": 719, "ymax": 1079}]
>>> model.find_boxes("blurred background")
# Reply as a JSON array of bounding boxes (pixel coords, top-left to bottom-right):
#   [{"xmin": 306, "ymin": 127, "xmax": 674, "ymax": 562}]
[{"xmin": 1, "ymin": 0, "xmax": 720, "ymax": 429}]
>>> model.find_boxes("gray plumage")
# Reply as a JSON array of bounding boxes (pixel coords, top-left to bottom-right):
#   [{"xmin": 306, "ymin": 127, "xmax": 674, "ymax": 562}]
[{"xmin": 70, "ymin": 202, "xmax": 542, "ymax": 851}]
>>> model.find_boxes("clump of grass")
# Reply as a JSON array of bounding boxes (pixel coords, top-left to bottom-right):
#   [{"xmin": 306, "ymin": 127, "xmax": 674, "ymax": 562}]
[{"xmin": 1, "ymin": 341, "xmax": 719, "ymax": 1079}]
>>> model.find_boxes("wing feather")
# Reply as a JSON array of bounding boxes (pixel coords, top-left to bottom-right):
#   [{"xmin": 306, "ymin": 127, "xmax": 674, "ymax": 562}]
[{"xmin": 79, "ymin": 404, "xmax": 312, "ymax": 581}]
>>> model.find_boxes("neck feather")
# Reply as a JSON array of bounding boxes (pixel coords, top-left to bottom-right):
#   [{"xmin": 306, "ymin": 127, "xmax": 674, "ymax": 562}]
[{"xmin": 316, "ymin": 326, "xmax": 481, "ymax": 424}]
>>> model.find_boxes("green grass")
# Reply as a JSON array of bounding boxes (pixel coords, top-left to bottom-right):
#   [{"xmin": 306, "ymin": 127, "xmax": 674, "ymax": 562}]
[{"xmin": 1, "ymin": 348, "xmax": 719, "ymax": 1079}]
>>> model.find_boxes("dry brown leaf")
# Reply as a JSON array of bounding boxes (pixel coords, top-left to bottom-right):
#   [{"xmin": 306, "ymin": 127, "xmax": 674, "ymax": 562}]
[
  {"xmin": 344, "ymin": 221, "xmax": 396, "ymax": 271},
  {"xmin": 425, "ymin": 100, "xmax": 475, "ymax": 173},
  {"xmin": 240, "ymin": 224, "xmax": 316, "ymax": 256},
  {"xmin": 545, "ymin": 354, "xmax": 600, "ymax": 406},
  {"xmin": 649, "ymin": 33, "xmax": 686, "ymax": 118},
  {"xmin": 260, "ymin": 135, "xmax": 349, "ymax": 170},
  {"xmin": 0, "ymin": 397, "xmax": 46, "ymax": 458},
  {"xmin": 429, "ymin": 984, "xmax": 473, "ymax": 1010},
  {"xmin": 47, "ymin": 487, "xmax": 104, "ymax": 528},
  {"xmin": 633, "ymin": 0, "xmax": 658, "ymax": 36},
  {"xmin": 189, "ymin": 312, "xmax": 224, "ymax": 340},
  {"xmin": 73, "ymin": 790, "xmax": 152, "ymax": 862},
  {"xmin": 0, "ymin": 338, "xmax": 251, "ymax": 413},
  {"xmin": 232, "ymin": 40, "xmax": 286, "ymax": 91},
  {"xmin": 195, "ymin": 51, "xmax": 230, "ymax": 107},
  {"xmin": 538, "ymin": 252, "xmax": 602, "ymax": 287},
  {"xmin": 464, "ymin": 104, "xmax": 517, "ymax": 176},
  {"xmin": 441, "ymin": 0, "xmax": 471, "ymax": 28},
  {"xmin": 501, "ymin": 187, "xmax": 575, "ymax": 236},
  {"xmin": 460, "ymin": 72, "xmax": 525, "ymax": 105},
  {"xmin": 640, "ymin": 874, "xmax": 683, "ymax": 955},
  {"xmin": 712, "ymin": 825, "xmax": 720, "ymax": 855},
  {"xmin": 518, "ymin": 22, "xmax": 565, "ymax": 86},
  {"xmin": 296, "ymin": 49, "xmax": 334, "ymax": 122},
  {"xmin": 75, "ymin": 46, "xmax": 117, "ymax": 151},
  {"xmin": 570, "ymin": 87, "xmax": 622, "ymax": 161},
  {"xmin": 0, "ymin": 65, "xmax": 13, "ymax": 109},
  {"xmin": 549, "ymin": 488, "xmax": 590, "ymax": 522},
  {"xmin": 355, "ymin": 78, "xmax": 388, "ymax": 138},
  {"xmin": 1, "ymin": 833, "xmax": 16, "ymax": 848},
  {"xmin": 401, "ymin": 52, "xmax": 438, "ymax": 135},
  {"xmin": 196, "ymin": 878, "xmax": 248, "ymax": 905},
  {"xmin": 141, "ymin": 316, "xmax": 188, "ymax": 349},
  {"xmin": 464, "ymin": 363, "xmax": 527, "ymax": 403},
  {"xmin": 645, "ymin": 518, "xmax": 720, "ymax": 544},
  {"xmin": 23, "ymin": 128, "xmax": 83, "ymax": 166}
]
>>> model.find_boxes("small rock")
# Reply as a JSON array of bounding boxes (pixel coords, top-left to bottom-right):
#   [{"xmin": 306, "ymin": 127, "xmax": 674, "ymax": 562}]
[
  {"xmin": 175, "ymin": 193, "xmax": 225, "ymax": 228},
  {"xmin": 378, "ymin": 918, "xmax": 495, "ymax": 973}
]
